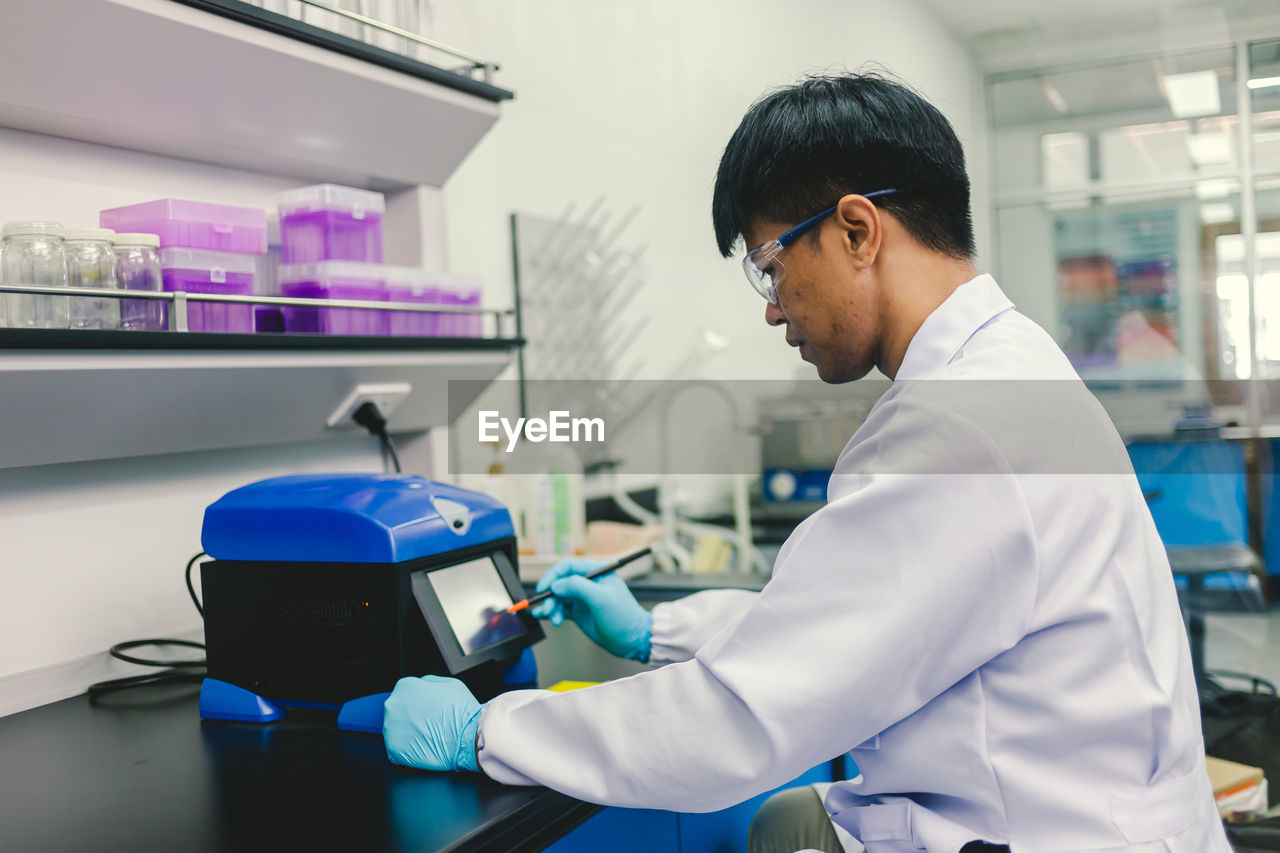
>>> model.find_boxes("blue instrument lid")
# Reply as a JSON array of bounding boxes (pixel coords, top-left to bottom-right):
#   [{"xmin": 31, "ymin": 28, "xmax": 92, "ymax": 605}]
[{"xmin": 201, "ymin": 474, "xmax": 514, "ymax": 563}]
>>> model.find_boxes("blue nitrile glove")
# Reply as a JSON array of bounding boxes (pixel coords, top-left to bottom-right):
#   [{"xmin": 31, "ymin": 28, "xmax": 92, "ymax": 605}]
[
  {"xmin": 530, "ymin": 558, "xmax": 652, "ymax": 662},
  {"xmin": 383, "ymin": 675, "xmax": 483, "ymax": 772}
]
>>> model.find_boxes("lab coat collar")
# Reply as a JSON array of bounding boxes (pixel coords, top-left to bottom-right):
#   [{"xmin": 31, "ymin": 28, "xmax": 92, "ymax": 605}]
[{"xmin": 892, "ymin": 273, "xmax": 1013, "ymax": 382}]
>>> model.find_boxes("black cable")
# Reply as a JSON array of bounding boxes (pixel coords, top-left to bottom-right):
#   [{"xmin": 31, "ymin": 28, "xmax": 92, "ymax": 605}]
[
  {"xmin": 354, "ymin": 401, "xmax": 401, "ymax": 473},
  {"xmin": 381, "ymin": 431, "xmax": 402, "ymax": 473},
  {"xmin": 185, "ymin": 550, "xmax": 205, "ymax": 617},
  {"xmin": 106, "ymin": 638, "xmax": 206, "ymax": 668},
  {"xmin": 88, "ymin": 551, "xmax": 208, "ymax": 700},
  {"xmin": 87, "ymin": 670, "xmax": 206, "ymax": 696}
]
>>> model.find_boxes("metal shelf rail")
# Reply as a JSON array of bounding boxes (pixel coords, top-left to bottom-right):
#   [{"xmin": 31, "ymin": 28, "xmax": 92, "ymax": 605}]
[{"xmin": 0, "ymin": 283, "xmax": 514, "ymax": 338}]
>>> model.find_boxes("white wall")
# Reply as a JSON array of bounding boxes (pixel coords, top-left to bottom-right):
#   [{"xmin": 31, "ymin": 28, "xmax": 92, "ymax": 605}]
[
  {"xmin": 431, "ymin": 0, "xmax": 988, "ymax": 383},
  {"xmin": 0, "ymin": 438, "xmax": 384, "ymax": 713},
  {"xmin": 0, "ymin": 127, "xmax": 302, "ymax": 229}
]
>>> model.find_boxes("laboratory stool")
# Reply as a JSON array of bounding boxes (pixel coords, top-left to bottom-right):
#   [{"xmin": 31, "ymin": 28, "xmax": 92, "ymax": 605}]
[{"xmin": 1166, "ymin": 544, "xmax": 1273, "ymax": 697}]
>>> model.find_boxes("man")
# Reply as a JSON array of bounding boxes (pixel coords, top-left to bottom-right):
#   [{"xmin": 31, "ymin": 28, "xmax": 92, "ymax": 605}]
[{"xmin": 383, "ymin": 73, "xmax": 1229, "ymax": 852}]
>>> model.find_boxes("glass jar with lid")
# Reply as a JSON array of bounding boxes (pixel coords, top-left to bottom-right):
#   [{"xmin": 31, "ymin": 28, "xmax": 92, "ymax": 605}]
[
  {"xmin": 64, "ymin": 227, "xmax": 119, "ymax": 330},
  {"xmin": 114, "ymin": 232, "xmax": 164, "ymax": 331},
  {"xmin": 1, "ymin": 220, "xmax": 69, "ymax": 328}
]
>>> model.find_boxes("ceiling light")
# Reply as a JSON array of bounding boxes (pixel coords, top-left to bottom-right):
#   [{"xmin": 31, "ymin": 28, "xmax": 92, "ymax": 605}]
[
  {"xmin": 1040, "ymin": 80, "xmax": 1068, "ymax": 114},
  {"xmin": 1200, "ymin": 202, "xmax": 1235, "ymax": 224},
  {"xmin": 1187, "ymin": 132, "xmax": 1232, "ymax": 166},
  {"xmin": 1195, "ymin": 179, "xmax": 1235, "ymax": 199},
  {"xmin": 1164, "ymin": 70, "xmax": 1222, "ymax": 118},
  {"xmin": 1247, "ymin": 76, "xmax": 1280, "ymax": 90}
]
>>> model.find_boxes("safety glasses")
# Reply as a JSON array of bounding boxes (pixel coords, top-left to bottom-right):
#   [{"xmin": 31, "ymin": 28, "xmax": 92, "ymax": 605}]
[{"xmin": 742, "ymin": 189, "xmax": 900, "ymax": 303}]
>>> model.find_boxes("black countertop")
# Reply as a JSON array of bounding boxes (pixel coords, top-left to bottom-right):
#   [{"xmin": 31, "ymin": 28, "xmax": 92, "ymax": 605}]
[
  {"xmin": 522, "ymin": 571, "xmax": 770, "ymax": 606},
  {"xmin": 628, "ymin": 571, "xmax": 769, "ymax": 602},
  {"xmin": 0, "ymin": 682, "xmax": 597, "ymax": 852}
]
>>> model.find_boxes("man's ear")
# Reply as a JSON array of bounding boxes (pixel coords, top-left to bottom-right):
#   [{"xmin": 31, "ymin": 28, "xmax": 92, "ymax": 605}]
[{"xmin": 834, "ymin": 194, "xmax": 883, "ymax": 269}]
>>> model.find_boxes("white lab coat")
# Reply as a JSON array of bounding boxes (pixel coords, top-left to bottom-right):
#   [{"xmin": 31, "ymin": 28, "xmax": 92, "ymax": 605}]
[{"xmin": 477, "ymin": 275, "xmax": 1230, "ymax": 852}]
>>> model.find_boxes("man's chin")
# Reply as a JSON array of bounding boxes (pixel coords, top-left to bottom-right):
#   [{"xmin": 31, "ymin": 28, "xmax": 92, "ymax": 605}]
[{"xmin": 813, "ymin": 358, "xmax": 871, "ymax": 385}]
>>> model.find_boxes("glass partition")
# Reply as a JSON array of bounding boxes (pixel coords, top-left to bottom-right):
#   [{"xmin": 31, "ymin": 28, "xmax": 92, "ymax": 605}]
[{"xmin": 987, "ymin": 42, "xmax": 1280, "ymax": 420}]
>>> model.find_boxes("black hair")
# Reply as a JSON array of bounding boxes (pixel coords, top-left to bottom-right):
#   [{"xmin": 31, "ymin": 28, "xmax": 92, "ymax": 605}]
[{"xmin": 712, "ymin": 71, "xmax": 974, "ymax": 260}]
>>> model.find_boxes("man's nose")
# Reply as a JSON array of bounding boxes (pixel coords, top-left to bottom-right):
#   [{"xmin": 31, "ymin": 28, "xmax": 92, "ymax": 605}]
[{"xmin": 765, "ymin": 300, "xmax": 786, "ymax": 327}]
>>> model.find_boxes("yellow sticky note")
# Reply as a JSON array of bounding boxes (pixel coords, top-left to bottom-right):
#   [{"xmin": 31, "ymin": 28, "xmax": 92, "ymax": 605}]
[{"xmin": 546, "ymin": 680, "xmax": 600, "ymax": 692}]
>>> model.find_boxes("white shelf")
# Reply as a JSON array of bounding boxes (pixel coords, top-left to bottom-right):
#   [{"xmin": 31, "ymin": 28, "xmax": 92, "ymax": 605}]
[
  {"xmin": 0, "ymin": 0, "xmax": 506, "ymax": 189},
  {"xmin": 0, "ymin": 341, "xmax": 515, "ymax": 469}
]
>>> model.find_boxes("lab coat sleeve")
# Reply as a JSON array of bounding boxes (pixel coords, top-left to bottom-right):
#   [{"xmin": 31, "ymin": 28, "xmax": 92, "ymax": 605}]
[
  {"xmin": 477, "ymin": 400, "xmax": 1039, "ymax": 812},
  {"xmin": 648, "ymin": 589, "xmax": 759, "ymax": 664}
]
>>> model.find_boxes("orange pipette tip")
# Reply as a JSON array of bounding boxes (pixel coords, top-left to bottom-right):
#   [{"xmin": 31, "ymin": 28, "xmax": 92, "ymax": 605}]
[{"xmin": 506, "ymin": 599, "xmax": 531, "ymax": 614}]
